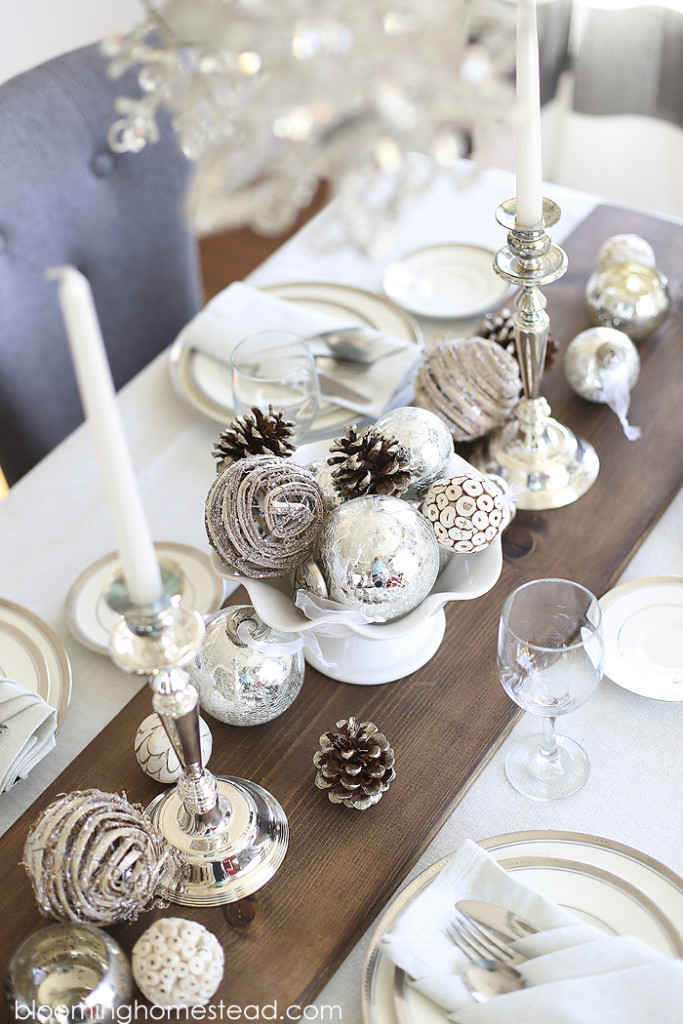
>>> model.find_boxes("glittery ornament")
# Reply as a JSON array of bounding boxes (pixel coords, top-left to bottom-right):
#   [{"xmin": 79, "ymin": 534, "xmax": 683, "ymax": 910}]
[
  {"xmin": 212, "ymin": 405, "xmax": 295, "ymax": 472},
  {"xmin": 413, "ymin": 338, "xmax": 522, "ymax": 442},
  {"xmin": 135, "ymin": 712, "xmax": 213, "ymax": 783},
  {"xmin": 420, "ymin": 474, "xmax": 505, "ymax": 552},
  {"xmin": 192, "ymin": 606, "xmax": 304, "ymax": 726},
  {"xmin": 327, "ymin": 423, "xmax": 411, "ymax": 499},
  {"xmin": 205, "ymin": 454, "xmax": 326, "ymax": 577},
  {"xmin": 374, "ymin": 406, "xmax": 453, "ymax": 490},
  {"xmin": 313, "ymin": 717, "xmax": 395, "ymax": 810},
  {"xmin": 596, "ymin": 233, "xmax": 656, "ymax": 270},
  {"xmin": 317, "ymin": 494, "xmax": 440, "ymax": 622},
  {"xmin": 132, "ymin": 917, "xmax": 224, "ymax": 1007},
  {"xmin": 23, "ymin": 789, "xmax": 169, "ymax": 925},
  {"xmin": 564, "ymin": 326, "xmax": 641, "ymax": 440}
]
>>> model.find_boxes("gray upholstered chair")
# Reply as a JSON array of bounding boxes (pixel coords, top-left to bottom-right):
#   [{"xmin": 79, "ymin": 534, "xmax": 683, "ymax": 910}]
[{"xmin": 0, "ymin": 43, "xmax": 203, "ymax": 486}]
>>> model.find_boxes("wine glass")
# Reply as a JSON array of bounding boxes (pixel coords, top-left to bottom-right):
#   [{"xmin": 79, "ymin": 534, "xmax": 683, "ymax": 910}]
[
  {"xmin": 498, "ymin": 577, "xmax": 604, "ymax": 801},
  {"xmin": 230, "ymin": 329, "xmax": 320, "ymax": 441}
]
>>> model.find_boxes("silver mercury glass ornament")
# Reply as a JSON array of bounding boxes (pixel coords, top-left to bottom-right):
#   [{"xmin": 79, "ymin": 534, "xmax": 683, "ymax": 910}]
[
  {"xmin": 585, "ymin": 260, "xmax": 671, "ymax": 342},
  {"xmin": 191, "ymin": 605, "xmax": 304, "ymax": 727},
  {"xmin": 106, "ymin": 563, "xmax": 288, "ymax": 906},
  {"xmin": 317, "ymin": 494, "xmax": 440, "ymax": 622},
  {"xmin": 473, "ymin": 198, "xmax": 599, "ymax": 509},
  {"xmin": 564, "ymin": 326, "xmax": 641, "ymax": 440},
  {"xmin": 374, "ymin": 406, "xmax": 453, "ymax": 492},
  {"xmin": 6, "ymin": 924, "xmax": 132, "ymax": 1023}
]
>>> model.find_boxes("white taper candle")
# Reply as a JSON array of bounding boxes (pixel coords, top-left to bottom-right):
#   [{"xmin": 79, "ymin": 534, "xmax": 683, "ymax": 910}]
[
  {"xmin": 48, "ymin": 265, "xmax": 164, "ymax": 606},
  {"xmin": 515, "ymin": 0, "xmax": 544, "ymax": 227}
]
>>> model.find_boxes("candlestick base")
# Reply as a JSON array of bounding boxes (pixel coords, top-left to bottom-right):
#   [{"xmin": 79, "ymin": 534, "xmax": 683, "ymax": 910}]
[
  {"xmin": 106, "ymin": 568, "xmax": 288, "ymax": 906},
  {"xmin": 476, "ymin": 397, "xmax": 600, "ymax": 510},
  {"xmin": 473, "ymin": 198, "xmax": 599, "ymax": 510},
  {"xmin": 146, "ymin": 775, "xmax": 288, "ymax": 907}
]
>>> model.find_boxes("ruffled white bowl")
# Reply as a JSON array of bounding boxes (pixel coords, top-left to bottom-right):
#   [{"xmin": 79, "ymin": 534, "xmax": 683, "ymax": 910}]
[{"xmin": 210, "ymin": 442, "xmax": 504, "ymax": 684}]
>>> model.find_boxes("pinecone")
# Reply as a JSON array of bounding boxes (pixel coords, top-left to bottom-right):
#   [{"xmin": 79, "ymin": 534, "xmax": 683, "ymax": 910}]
[
  {"xmin": 212, "ymin": 405, "xmax": 296, "ymax": 473},
  {"xmin": 313, "ymin": 717, "xmax": 396, "ymax": 810},
  {"xmin": 327, "ymin": 425, "xmax": 411, "ymax": 499},
  {"xmin": 479, "ymin": 307, "xmax": 559, "ymax": 370}
]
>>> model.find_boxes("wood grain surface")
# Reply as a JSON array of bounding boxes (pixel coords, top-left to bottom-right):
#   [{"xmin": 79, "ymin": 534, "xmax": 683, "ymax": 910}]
[{"xmin": 0, "ymin": 203, "xmax": 682, "ymax": 1021}]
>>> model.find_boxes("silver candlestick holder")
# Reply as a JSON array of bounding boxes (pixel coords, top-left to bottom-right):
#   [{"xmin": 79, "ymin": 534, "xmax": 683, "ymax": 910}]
[
  {"xmin": 475, "ymin": 198, "xmax": 600, "ymax": 509},
  {"xmin": 106, "ymin": 563, "xmax": 288, "ymax": 907}
]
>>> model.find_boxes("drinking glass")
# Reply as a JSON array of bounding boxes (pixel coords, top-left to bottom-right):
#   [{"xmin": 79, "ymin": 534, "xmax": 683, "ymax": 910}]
[
  {"xmin": 230, "ymin": 330, "xmax": 320, "ymax": 441},
  {"xmin": 498, "ymin": 577, "xmax": 604, "ymax": 801}
]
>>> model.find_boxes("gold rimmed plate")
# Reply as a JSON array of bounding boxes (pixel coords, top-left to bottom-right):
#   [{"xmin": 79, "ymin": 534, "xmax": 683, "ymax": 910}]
[
  {"xmin": 65, "ymin": 542, "xmax": 226, "ymax": 655},
  {"xmin": 168, "ymin": 281, "xmax": 422, "ymax": 432},
  {"xmin": 0, "ymin": 599, "xmax": 72, "ymax": 729},
  {"xmin": 362, "ymin": 830, "xmax": 683, "ymax": 1024}
]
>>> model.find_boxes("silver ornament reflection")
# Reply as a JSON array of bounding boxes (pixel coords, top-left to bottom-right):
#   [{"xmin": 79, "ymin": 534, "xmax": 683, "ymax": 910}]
[
  {"xmin": 7, "ymin": 924, "xmax": 132, "ymax": 1023},
  {"xmin": 586, "ymin": 262, "xmax": 670, "ymax": 342},
  {"xmin": 191, "ymin": 606, "xmax": 304, "ymax": 726},
  {"xmin": 306, "ymin": 457, "xmax": 343, "ymax": 510},
  {"xmin": 317, "ymin": 494, "xmax": 440, "ymax": 622},
  {"xmin": 375, "ymin": 406, "xmax": 453, "ymax": 491},
  {"xmin": 564, "ymin": 327, "xmax": 640, "ymax": 403}
]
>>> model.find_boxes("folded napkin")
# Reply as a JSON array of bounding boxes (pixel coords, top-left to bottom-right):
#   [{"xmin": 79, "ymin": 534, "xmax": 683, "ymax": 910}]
[
  {"xmin": 182, "ymin": 280, "xmax": 422, "ymax": 418},
  {"xmin": 380, "ymin": 839, "xmax": 683, "ymax": 1023},
  {"xmin": 0, "ymin": 677, "xmax": 57, "ymax": 791}
]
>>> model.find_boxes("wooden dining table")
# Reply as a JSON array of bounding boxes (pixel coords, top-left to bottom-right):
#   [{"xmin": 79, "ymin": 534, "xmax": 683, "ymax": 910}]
[{"xmin": 0, "ymin": 166, "xmax": 682, "ymax": 1023}]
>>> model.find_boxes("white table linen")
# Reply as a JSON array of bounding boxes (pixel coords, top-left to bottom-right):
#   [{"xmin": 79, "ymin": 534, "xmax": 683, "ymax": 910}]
[{"xmin": 1, "ymin": 166, "xmax": 682, "ymax": 1022}]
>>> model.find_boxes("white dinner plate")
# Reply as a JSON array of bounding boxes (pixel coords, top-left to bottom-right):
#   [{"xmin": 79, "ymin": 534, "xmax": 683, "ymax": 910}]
[
  {"xmin": 168, "ymin": 282, "xmax": 422, "ymax": 432},
  {"xmin": 0, "ymin": 599, "xmax": 72, "ymax": 729},
  {"xmin": 65, "ymin": 542, "xmax": 226, "ymax": 655},
  {"xmin": 599, "ymin": 575, "xmax": 683, "ymax": 701},
  {"xmin": 382, "ymin": 244, "xmax": 511, "ymax": 319},
  {"xmin": 362, "ymin": 830, "xmax": 683, "ymax": 1024}
]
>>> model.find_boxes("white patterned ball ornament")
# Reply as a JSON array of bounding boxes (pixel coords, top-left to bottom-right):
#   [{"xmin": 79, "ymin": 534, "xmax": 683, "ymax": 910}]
[
  {"xmin": 596, "ymin": 233, "xmax": 656, "ymax": 270},
  {"xmin": 132, "ymin": 918, "xmax": 224, "ymax": 1007},
  {"xmin": 420, "ymin": 474, "xmax": 505, "ymax": 553},
  {"xmin": 135, "ymin": 713, "xmax": 213, "ymax": 783}
]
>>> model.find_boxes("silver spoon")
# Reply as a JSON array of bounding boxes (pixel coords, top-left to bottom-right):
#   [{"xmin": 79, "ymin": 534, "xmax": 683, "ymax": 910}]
[
  {"xmin": 306, "ymin": 326, "xmax": 405, "ymax": 363},
  {"xmin": 462, "ymin": 957, "xmax": 527, "ymax": 1003}
]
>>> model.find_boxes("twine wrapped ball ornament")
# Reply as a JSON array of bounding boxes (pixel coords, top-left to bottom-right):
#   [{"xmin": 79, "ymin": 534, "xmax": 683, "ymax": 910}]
[
  {"xmin": 316, "ymin": 493, "xmax": 440, "ymax": 622},
  {"xmin": 135, "ymin": 712, "xmax": 213, "ymax": 783},
  {"xmin": 314, "ymin": 717, "xmax": 396, "ymax": 810},
  {"xmin": 413, "ymin": 337, "xmax": 522, "ymax": 442},
  {"xmin": 420, "ymin": 474, "xmax": 505, "ymax": 553},
  {"xmin": 205, "ymin": 454, "xmax": 326, "ymax": 577},
  {"xmin": 374, "ymin": 406, "xmax": 453, "ymax": 491},
  {"xmin": 132, "ymin": 917, "xmax": 224, "ymax": 1007},
  {"xmin": 23, "ymin": 789, "xmax": 169, "ymax": 926}
]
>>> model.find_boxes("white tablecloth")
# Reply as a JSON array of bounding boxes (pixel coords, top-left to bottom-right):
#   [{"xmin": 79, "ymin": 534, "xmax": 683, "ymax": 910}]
[{"xmin": 1, "ymin": 167, "xmax": 682, "ymax": 1021}]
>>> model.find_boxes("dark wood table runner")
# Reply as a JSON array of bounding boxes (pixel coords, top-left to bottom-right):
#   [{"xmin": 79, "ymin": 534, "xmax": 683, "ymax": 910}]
[{"xmin": 1, "ymin": 203, "xmax": 682, "ymax": 1020}]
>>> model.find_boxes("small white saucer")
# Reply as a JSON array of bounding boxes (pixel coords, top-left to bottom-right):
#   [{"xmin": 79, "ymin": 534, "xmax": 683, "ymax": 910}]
[
  {"xmin": 600, "ymin": 575, "xmax": 683, "ymax": 701},
  {"xmin": 66, "ymin": 542, "xmax": 227, "ymax": 655},
  {"xmin": 382, "ymin": 243, "xmax": 511, "ymax": 319}
]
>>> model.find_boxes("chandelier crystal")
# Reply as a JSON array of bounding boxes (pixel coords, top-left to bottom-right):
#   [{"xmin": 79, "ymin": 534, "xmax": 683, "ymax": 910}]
[{"xmin": 105, "ymin": 0, "xmax": 517, "ymax": 253}]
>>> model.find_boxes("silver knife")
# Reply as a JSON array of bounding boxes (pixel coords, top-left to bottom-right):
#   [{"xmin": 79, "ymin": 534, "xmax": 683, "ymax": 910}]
[{"xmin": 456, "ymin": 900, "xmax": 539, "ymax": 943}]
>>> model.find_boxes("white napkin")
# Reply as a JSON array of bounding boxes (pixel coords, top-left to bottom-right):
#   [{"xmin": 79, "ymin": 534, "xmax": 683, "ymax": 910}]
[
  {"xmin": 182, "ymin": 280, "xmax": 422, "ymax": 418},
  {"xmin": 0, "ymin": 677, "xmax": 57, "ymax": 791},
  {"xmin": 380, "ymin": 839, "xmax": 683, "ymax": 1023}
]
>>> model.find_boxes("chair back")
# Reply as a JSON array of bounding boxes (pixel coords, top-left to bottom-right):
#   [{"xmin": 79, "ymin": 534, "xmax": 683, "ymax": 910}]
[{"xmin": 0, "ymin": 44, "xmax": 202, "ymax": 486}]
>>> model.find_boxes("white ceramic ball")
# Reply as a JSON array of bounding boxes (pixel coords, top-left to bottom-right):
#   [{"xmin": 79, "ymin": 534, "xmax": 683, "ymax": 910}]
[
  {"xmin": 132, "ymin": 917, "xmax": 224, "ymax": 1007},
  {"xmin": 135, "ymin": 713, "xmax": 213, "ymax": 784},
  {"xmin": 374, "ymin": 406, "xmax": 453, "ymax": 490}
]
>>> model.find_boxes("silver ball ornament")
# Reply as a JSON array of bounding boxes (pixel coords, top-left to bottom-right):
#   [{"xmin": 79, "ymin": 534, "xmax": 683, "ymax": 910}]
[
  {"xmin": 317, "ymin": 495, "xmax": 440, "ymax": 622},
  {"xmin": 374, "ymin": 406, "xmax": 453, "ymax": 490},
  {"xmin": 191, "ymin": 605, "xmax": 304, "ymax": 726},
  {"xmin": 564, "ymin": 327, "xmax": 640, "ymax": 403},
  {"xmin": 306, "ymin": 457, "xmax": 343, "ymax": 510},
  {"xmin": 596, "ymin": 233, "xmax": 656, "ymax": 269}
]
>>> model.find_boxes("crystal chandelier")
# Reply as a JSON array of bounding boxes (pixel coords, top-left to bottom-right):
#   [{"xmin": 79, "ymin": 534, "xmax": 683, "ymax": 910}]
[{"xmin": 105, "ymin": 0, "xmax": 516, "ymax": 254}]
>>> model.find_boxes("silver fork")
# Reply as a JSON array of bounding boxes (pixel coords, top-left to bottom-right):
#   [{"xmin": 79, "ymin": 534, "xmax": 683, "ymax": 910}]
[{"xmin": 447, "ymin": 909, "xmax": 525, "ymax": 966}]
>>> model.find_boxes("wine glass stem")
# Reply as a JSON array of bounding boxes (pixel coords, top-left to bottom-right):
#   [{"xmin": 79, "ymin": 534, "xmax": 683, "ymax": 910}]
[{"xmin": 539, "ymin": 715, "xmax": 559, "ymax": 762}]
